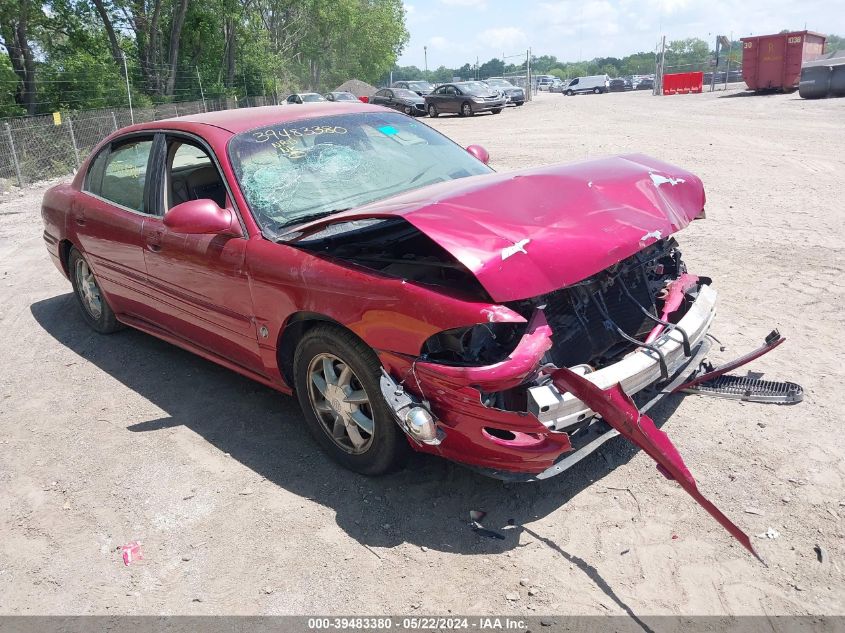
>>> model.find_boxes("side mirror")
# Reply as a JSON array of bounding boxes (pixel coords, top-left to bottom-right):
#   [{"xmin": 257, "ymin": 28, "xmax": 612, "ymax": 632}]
[
  {"xmin": 466, "ymin": 144, "xmax": 490, "ymax": 165},
  {"xmin": 164, "ymin": 199, "xmax": 240, "ymax": 236}
]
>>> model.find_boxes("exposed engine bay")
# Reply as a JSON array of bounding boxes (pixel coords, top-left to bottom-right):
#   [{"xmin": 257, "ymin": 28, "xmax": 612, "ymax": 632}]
[
  {"xmin": 293, "ymin": 217, "xmax": 490, "ymax": 300},
  {"xmin": 419, "ymin": 237, "xmax": 702, "ymax": 372}
]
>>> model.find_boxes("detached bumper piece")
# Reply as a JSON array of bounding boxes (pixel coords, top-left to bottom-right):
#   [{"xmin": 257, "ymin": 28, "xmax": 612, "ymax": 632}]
[
  {"xmin": 674, "ymin": 329, "xmax": 803, "ymax": 404},
  {"xmin": 551, "ymin": 366, "xmax": 764, "ymax": 563}
]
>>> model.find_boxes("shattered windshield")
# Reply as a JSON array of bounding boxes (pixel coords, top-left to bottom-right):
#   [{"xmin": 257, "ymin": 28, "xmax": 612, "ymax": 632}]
[{"xmin": 228, "ymin": 112, "xmax": 492, "ymax": 234}]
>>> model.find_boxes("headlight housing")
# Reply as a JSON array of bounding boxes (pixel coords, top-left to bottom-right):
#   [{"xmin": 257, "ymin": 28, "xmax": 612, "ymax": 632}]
[{"xmin": 421, "ymin": 323, "xmax": 526, "ymax": 366}]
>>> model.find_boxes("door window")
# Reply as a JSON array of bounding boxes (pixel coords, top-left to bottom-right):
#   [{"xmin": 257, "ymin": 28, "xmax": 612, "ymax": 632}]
[
  {"xmin": 85, "ymin": 138, "xmax": 154, "ymax": 213},
  {"xmin": 166, "ymin": 139, "xmax": 227, "ymax": 210}
]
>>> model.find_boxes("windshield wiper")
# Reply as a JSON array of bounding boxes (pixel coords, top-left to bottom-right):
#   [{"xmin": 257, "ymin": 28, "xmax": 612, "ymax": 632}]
[{"xmin": 272, "ymin": 208, "xmax": 352, "ymax": 241}]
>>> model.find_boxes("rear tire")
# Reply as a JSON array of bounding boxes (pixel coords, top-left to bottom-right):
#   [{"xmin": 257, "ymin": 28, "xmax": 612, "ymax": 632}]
[
  {"xmin": 593, "ymin": 87, "xmax": 601, "ymax": 94},
  {"xmin": 515, "ymin": 101, "xmax": 524, "ymax": 106},
  {"xmin": 427, "ymin": 104, "xmax": 438, "ymax": 117},
  {"xmin": 293, "ymin": 325, "xmax": 409, "ymax": 475},
  {"xmin": 68, "ymin": 247, "xmax": 121, "ymax": 334}
]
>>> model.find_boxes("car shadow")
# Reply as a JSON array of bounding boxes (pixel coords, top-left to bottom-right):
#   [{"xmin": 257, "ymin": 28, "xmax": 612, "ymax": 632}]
[{"xmin": 31, "ymin": 292, "xmax": 681, "ymax": 624}]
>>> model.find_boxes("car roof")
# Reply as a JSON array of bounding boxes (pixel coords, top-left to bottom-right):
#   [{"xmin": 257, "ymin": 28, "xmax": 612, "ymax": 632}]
[{"xmin": 125, "ymin": 102, "xmax": 388, "ymax": 135}]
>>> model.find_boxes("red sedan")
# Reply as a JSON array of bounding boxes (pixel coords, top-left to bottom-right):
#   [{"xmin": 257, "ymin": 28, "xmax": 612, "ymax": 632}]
[{"xmin": 41, "ymin": 103, "xmax": 713, "ymax": 481}]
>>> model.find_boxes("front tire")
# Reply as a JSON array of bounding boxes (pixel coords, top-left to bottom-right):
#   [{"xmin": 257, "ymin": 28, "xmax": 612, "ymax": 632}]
[
  {"xmin": 68, "ymin": 247, "xmax": 121, "ymax": 334},
  {"xmin": 491, "ymin": 108, "xmax": 502, "ymax": 114},
  {"xmin": 566, "ymin": 89, "xmax": 574, "ymax": 96},
  {"xmin": 460, "ymin": 102, "xmax": 473, "ymax": 117},
  {"xmin": 404, "ymin": 105, "xmax": 412, "ymax": 115},
  {"xmin": 427, "ymin": 104, "xmax": 438, "ymax": 117},
  {"xmin": 293, "ymin": 325, "xmax": 409, "ymax": 475}
]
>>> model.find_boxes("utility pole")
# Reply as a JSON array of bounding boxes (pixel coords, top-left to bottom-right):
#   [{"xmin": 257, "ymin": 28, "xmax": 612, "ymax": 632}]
[
  {"xmin": 424, "ymin": 46, "xmax": 428, "ymax": 80},
  {"xmin": 654, "ymin": 36, "xmax": 666, "ymax": 96},
  {"xmin": 526, "ymin": 48, "xmax": 532, "ymax": 101},
  {"xmin": 724, "ymin": 32, "xmax": 733, "ymax": 90},
  {"xmin": 710, "ymin": 35, "xmax": 719, "ymax": 92},
  {"xmin": 196, "ymin": 66, "xmax": 207, "ymax": 112},
  {"xmin": 121, "ymin": 52, "xmax": 134, "ymax": 124}
]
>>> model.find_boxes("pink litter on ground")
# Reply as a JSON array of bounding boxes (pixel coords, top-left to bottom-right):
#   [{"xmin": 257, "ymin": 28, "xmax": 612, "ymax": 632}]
[{"xmin": 121, "ymin": 541, "xmax": 143, "ymax": 565}]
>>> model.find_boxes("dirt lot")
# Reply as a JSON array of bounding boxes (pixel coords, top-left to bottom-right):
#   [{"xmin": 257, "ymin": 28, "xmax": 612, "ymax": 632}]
[{"xmin": 1, "ymin": 88, "xmax": 843, "ymax": 617}]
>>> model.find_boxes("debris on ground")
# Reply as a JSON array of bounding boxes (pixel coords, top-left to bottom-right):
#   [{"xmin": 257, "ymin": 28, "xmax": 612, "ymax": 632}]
[
  {"xmin": 469, "ymin": 510, "xmax": 505, "ymax": 540},
  {"xmin": 121, "ymin": 541, "xmax": 143, "ymax": 565},
  {"xmin": 814, "ymin": 544, "xmax": 829, "ymax": 564},
  {"xmin": 756, "ymin": 528, "xmax": 780, "ymax": 539},
  {"xmin": 744, "ymin": 507, "xmax": 764, "ymax": 515},
  {"xmin": 505, "ymin": 592, "xmax": 520, "ymax": 601}
]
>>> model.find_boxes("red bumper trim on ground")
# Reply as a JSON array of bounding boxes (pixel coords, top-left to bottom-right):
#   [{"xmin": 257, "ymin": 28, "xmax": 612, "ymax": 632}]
[{"xmin": 550, "ymin": 366, "xmax": 764, "ymax": 563}]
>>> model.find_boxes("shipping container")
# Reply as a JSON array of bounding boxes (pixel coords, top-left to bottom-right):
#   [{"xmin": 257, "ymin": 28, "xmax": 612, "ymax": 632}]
[{"xmin": 741, "ymin": 31, "xmax": 826, "ymax": 91}]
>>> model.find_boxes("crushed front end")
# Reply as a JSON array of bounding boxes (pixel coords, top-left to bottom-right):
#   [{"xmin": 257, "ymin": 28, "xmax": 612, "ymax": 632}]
[{"xmin": 379, "ymin": 237, "xmax": 715, "ymax": 479}]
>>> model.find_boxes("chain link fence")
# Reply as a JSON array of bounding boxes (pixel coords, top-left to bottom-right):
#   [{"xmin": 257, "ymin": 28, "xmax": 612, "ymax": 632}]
[{"xmin": 0, "ymin": 94, "xmax": 275, "ymax": 189}]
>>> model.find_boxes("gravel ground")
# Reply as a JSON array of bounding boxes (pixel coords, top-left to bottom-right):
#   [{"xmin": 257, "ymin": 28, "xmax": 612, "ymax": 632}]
[{"xmin": 0, "ymin": 88, "xmax": 843, "ymax": 616}]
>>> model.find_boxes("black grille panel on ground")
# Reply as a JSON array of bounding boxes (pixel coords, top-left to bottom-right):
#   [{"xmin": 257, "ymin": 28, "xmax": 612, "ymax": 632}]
[{"xmin": 684, "ymin": 375, "xmax": 804, "ymax": 404}]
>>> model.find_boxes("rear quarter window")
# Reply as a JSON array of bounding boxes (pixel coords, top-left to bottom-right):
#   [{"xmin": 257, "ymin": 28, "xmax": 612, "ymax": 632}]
[{"xmin": 84, "ymin": 138, "xmax": 154, "ymax": 213}]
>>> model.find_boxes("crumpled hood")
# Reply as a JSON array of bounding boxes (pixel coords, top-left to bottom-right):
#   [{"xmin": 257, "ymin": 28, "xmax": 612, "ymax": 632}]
[{"xmin": 289, "ymin": 154, "xmax": 706, "ymax": 302}]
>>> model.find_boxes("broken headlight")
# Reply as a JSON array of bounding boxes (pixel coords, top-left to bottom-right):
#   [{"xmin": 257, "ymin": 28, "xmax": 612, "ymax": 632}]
[{"xmin": 421, "ymin": 322, "xmax": 526, "ymax": 366}]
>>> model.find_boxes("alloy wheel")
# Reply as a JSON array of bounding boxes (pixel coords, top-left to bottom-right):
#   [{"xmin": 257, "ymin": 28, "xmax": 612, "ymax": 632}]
[
  {"xmin": 74, "ymin": 258, "xmax": 102, "ymax": 320},
  {"xmin": 306, "ymin": 353, "xmax": 374, "ymax": 454}
]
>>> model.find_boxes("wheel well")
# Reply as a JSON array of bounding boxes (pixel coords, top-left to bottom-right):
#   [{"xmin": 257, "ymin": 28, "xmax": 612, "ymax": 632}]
[
  {"xmin": 58, "ymin": 239, "xmax": 75, "ymax": 276},
  {"xmin": 276, "ymin": 312, "xmax": 346, "ymax": 387}
]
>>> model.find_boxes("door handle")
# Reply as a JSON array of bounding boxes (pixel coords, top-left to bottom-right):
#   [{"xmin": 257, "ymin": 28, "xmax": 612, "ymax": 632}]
[
  {"xmin": 143, "ymin": 228, "xmax": 163, "ymax": 253},
  {"xmin": 75, "ymin": 217, "xmax": 86, "ymax": 226}
]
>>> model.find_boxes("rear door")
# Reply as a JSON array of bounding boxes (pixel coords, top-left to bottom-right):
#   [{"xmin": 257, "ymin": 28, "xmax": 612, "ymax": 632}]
[
  {"xmin": 444, "ymin": 85, "xmax": 460, "ymax": 112},
  {"xmin": 75, "ymin": 134, "xmax": 157, "ymax": 317},
  {"xmin": 140, "ymin": 133, "xmax": 263, "ymax": 374}
]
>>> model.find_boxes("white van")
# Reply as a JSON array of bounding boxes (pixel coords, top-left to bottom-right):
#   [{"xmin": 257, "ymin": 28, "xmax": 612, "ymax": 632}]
[{"xmin": 563, "ymin": 74, "xmax": 610, "ymax": 95}]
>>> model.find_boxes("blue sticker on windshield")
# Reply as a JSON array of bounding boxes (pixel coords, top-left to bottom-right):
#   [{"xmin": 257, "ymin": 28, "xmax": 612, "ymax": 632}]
[{"xmin": 378, "ymin": 125, "xmax": 399, "ymax": 136}]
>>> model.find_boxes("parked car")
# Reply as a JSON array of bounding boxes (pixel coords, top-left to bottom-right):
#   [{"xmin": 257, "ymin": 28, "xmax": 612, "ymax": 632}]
[
  {"xmin": 41, "ymin": 101, "xmax": 788, "ymax": 558},
  {"xmin": 424, "ymin": 82, "xmax": 506, "ymax": 117},
  {"xmin": 609, "ymin": 77, "xmax": 632, "ymax": 91},
  {"xmin": 285, "ymin": 92, "xmax": 326, "ymax": 104},
  {"xmin": 483, "ymin": 78, "xmax": 525, "ymax": 105},
  {"xmin": 370, "ymin": 88, "xmax": 427, "ymax": 116},
  {"xmin": 535, "ymin": 75, "xmax": 556, "ymax": 90},
  {"xmin": 636, "ymin": 77, "xmax": 655, "ymax": 90},
  {"xmin": 548, "ymin": 78, "xmax": 566, "ymax": 93},
  {"xmin": 563, "ymin": 74, "xmax": 610, "ymax": 95},
  {"xmin": 323, "ymin": 91, "xmax": 360, "ymax": 102},
  {"xmin": 391, "ymin": 80, "xmax": 435, "ymax": 96}
]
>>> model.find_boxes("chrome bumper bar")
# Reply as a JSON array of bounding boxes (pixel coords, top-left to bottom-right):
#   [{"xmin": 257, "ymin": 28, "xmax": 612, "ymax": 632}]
[{"xmin": 527, "ymin": 284, "xmax": 718, "ymax": 431}]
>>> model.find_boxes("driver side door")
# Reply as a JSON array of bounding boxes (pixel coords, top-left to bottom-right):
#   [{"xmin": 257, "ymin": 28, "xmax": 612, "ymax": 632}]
[{"xmin": 140, "ymin": 133, "xmax": 264, "ymax": 375}]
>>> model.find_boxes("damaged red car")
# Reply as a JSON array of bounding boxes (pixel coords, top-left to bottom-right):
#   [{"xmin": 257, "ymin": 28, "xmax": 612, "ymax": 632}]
[{"xmin": 40, "ymin": 104, "xmax": 749, "ymax": 484}]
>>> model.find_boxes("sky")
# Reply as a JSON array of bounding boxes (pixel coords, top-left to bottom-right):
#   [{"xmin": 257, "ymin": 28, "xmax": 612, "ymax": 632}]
[{"xmin": 398, "ymin": 0, "xmax": 844, "ymax": 68}]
